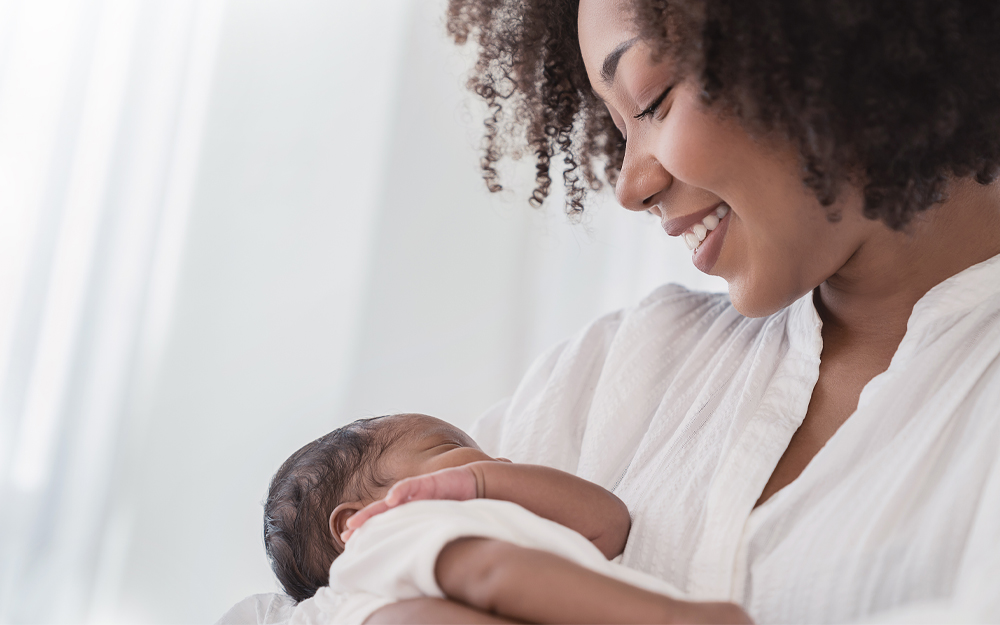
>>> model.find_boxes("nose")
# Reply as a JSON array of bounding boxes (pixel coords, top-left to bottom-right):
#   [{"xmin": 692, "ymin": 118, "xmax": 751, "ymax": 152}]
[{"xmin": 614, "ymin": 142, "xmax": 672, "ymax": 211}]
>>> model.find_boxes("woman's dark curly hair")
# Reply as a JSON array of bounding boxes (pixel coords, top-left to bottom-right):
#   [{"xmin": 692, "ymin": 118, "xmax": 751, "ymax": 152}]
[{"xmin": 446, "ymin": 0, "xmax": 1000, "ymax": 229}]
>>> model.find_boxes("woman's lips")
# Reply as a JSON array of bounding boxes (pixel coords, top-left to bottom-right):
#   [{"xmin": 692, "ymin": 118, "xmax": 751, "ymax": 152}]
[
  {"xmin": 691, "ymin": 206, "xmax": 731, "ymax": 274},
  {"xmin": 680, "ymin": 203, "xmax": 730, "ymax": 250},
  {"xmin": 658, "ymin": 201, "xmax": 732, "ymax": 274},
  {"xmin": 661, "ymin": 201, "xmax": 726, "ymax": 237}
]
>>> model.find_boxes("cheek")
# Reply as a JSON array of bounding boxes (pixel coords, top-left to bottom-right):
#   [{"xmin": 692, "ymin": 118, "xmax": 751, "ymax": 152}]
[
  {"xmin": 650, "ymin": 88, "xmax": 870, "ymax": 316},
  {"xmin": 721, "ymin": 203, "xmax": 824, "ymax": 311},
  {"xmin": 656, "ymin": 90, "xmax": 806, "ymax": 215},
  {"xmin": 722, "ymin": 188, "xmax": 867, "ymax": 317},
  {"xmin": 656, "ymin": 99, "xmax": 746, "ymax": 191}
]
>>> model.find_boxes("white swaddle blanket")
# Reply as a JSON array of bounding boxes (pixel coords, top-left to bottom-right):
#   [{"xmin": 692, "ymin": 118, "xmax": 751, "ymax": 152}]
[{"xmin": 290, "ymin": 498, "xmax": 681, "ymax": 625}]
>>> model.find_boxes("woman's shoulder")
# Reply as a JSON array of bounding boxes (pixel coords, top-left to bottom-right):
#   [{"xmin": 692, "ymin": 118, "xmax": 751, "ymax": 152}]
[
  {"xmin": 473, "ymin": 283, "xmax": 793, "ymax": 466},
  {"xmin": 636, "ymin": 281, "xmax": 730, "ymax": 306},
  {"xmin": 531, "ymin": 283, "xmax": 752, "ymax": 381},
  {"xmin": 548, "ymin": 284, "xmax": 738, "ymax": 364},
  {"xmin": 567, "ymin": 283, "xmax": 737, "ymax": 342},
  {"xmin": 633, "ymin": 282, "xmax": 735, "ymax": 319},
  {"xmin": 610, "ymin": 282, "xmax": 757, "ymax": 348}
]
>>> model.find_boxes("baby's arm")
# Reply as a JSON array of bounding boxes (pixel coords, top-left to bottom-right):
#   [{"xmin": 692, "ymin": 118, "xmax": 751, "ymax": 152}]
[
  {"xmin": 435, "ymin": 537, "xmax": 752, "ymax": 624},
  {"xmin": 468, "ymin": 462, "xmax": 630, "ymax": 559},
  {"xmin": 347, "ymin": 461, "xmax": 629, "ymax": 559}
]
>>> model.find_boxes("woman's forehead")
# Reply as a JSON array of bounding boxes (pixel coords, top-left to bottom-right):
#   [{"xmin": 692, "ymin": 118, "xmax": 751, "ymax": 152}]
[
  {"xmin": 578, "ymin": 0, "xmax": 647, "ymax": 96},
  {"xmin": 578, "ymin": 0, "xmax": 637, "ymax": 67}
]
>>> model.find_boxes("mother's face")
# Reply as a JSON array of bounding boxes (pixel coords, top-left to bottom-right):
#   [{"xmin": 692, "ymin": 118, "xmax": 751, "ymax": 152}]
[{"xmin": 578, "ymin": 0, "xmax": 873, "ymax": 317}]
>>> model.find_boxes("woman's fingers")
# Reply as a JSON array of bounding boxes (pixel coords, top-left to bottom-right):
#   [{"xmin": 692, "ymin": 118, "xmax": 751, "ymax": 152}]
[{"xmin": 674, "ymin": 601, "xmax": 754, "ymax": 624}]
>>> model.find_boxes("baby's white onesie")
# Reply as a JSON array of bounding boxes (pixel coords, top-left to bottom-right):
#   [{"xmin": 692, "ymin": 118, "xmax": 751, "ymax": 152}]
[{"xmin": 289, "ymin": 498, "xmax": 682, "ymax": 625}]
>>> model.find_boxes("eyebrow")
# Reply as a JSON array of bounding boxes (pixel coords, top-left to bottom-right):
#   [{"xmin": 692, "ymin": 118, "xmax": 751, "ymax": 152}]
[{"xmin": 600, "ymin": 37, "xmax": 639, "ymax": 85}]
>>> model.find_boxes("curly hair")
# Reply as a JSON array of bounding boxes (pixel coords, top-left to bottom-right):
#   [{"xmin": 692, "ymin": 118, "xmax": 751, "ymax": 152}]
[
  {"xmin": 446, "ymin": 0, "xmax": 1000, "ymax": 229},
  {"xmin": 263, "ymin": 417, "xmax": 396, "ymax": 602}
]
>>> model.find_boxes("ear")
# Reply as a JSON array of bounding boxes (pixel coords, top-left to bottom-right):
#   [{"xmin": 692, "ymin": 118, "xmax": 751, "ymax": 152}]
[{"xmin": 329, "ymin": 502, "xmax": 363, "ymax": 552}]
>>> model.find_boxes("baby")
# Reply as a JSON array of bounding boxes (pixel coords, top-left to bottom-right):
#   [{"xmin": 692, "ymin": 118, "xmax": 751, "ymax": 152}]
[{"xmin": 263, "ymin": 413, "xmax": 746, "ymax": 624}]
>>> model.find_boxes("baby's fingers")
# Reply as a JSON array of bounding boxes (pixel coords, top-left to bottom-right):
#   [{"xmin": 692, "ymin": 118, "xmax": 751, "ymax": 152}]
[
  {"xmin": 345, "ymin": 499, "xmax": 390, "ymax": 531},
  {"xmin": 384, "ymin": 475, "xmax": 435, "ymax": 506},
  {"xmin": 385, "ymin": 467, "xmax": 478, "ymax": 506}
]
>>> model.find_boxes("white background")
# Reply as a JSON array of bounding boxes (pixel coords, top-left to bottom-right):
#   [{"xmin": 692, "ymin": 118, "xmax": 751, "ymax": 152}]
[{"xmin": 0, "ymin": 0, "xmax": 725, "ymax": 623}]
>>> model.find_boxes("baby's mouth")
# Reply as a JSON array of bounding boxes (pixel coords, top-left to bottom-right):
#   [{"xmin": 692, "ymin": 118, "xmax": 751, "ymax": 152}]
[{"xmin": 682, "ymin": 204, "xmax": 730, "ymax": 251}]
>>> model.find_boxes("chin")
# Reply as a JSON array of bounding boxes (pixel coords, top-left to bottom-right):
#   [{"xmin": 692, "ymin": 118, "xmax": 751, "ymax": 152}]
[{"xmin": 726, "ymin": 279, "xmax": 799, "ymax": 319}]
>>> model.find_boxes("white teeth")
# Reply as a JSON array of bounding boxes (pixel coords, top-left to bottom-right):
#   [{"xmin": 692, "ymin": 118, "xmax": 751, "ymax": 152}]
[{"xmin": 682, "ymin": 203, "xmax": 729, "ymax": 253}]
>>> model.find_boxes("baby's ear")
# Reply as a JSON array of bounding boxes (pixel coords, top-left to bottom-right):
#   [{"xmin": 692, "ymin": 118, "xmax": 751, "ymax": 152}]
[{"xmin": 329, "ymin": 502, "xmax": 363, "ymax": 552}]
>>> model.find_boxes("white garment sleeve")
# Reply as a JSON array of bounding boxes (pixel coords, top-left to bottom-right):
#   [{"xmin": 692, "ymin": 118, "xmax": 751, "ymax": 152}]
[
  {"xmin": 215, "ymin": 593, "xmax": 296, "ymax": 625},
  {"xmin": 468, "ymin": 284, "xmax": 730, "ymax": 489},
  {"xmin": 289, "ymin": 590, "xmax": 392, "ymax": 625},
  {"xmin": 468, "ymin": 396, "xmax": 511, "ymax": 458},
  {"xmin": 468, "ymin": 307, "xmax": 627, "ymax": 472}
]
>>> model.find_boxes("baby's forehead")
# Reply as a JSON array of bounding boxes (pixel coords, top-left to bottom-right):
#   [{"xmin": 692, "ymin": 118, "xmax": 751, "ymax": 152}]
[{"xmin": 381, "ymin": 413, "xmax": 476, "ymax": 446}]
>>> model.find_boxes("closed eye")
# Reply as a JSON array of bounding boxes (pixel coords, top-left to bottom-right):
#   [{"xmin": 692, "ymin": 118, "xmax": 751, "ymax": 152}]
[
  {"xmin": 427, "ymin": 441, "xmax": 463, "ymax": 451},
  {"xmin": 633, "ymin": 85, "xmax": 673, "ymax": 121}
]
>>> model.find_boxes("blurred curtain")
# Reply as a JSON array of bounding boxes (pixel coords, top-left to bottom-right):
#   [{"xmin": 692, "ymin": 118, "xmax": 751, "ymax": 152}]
[{"xmin": 0, "ymin": 0, "xmax": 224, "ymax": 622}]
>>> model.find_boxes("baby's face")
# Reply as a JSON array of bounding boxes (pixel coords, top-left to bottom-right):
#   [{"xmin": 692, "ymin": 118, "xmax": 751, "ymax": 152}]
[
  {"xmin": 328, "ymin": 414, "xmax": 505, "ymax": 549},
  {"xmin": 376, "ymin": 414, "xmax": 500, "ymax": 491}
]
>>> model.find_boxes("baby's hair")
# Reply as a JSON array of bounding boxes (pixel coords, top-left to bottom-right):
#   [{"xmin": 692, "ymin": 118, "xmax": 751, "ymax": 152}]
[{"xmin": 263, "ymin": 416, "xmax": 398, "ymax": 602}]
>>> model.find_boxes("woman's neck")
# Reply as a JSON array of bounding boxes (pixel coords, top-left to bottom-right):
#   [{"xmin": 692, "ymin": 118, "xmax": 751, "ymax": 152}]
[{"xmin": 817, "ymin": 178, "xmax": 1000, "ymax": 349}]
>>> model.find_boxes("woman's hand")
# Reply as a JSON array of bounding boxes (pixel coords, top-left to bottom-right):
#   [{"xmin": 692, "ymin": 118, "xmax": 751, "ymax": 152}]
[
  {"xmin": 435, "ymin": 537, "xmax": 754, "ymax": 624},
  {"xmin": 342, "ymin": 466, "xmax": 481, "ymax": 542},
  {"xmin": 672, "ymin": 600, "xmax": 754, "ymax": 624},
  {"xmin": 364, "ymin": 598, "xmax": 517, "ymax": 624}
]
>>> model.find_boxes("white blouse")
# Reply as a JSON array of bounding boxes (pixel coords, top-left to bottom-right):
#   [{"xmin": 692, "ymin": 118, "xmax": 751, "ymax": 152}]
[{"xmin": 472, "ymin": 253, "xmax": 1000, "ymax": 624}]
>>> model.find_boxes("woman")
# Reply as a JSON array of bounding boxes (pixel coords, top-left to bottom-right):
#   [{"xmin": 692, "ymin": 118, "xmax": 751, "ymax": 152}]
[{"xmin": 366, "ymin": 0, "xmax": 1000, "ymax": 622}]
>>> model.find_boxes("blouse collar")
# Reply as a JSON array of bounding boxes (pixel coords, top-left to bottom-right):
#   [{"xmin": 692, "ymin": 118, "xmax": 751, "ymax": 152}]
[
  {"xmin": 907, "ymin": 251, "xmax": 1000, "ymax": 327},
  {"xmin": 787, "ymin": 251, "xmax": 1000, "ymax": 363}
]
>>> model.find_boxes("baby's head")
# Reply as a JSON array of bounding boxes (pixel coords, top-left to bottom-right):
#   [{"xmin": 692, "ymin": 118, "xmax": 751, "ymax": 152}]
[{"xmin": 263, "ymin": 413, "xmax": 497, "ymax": 602}]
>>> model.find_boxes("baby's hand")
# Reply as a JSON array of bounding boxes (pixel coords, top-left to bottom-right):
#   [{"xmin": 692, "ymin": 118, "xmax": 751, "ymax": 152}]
[{"xmin": 342, "ymin": 465, "xmax": 481, "ymax": 542}]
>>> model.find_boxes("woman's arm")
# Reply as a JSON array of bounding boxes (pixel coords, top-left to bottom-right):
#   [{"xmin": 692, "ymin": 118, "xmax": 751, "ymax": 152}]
[
  {"xmin": 436, "ymin": 537, "xmax": 752, "ymax": 625},
  {"xmin": 363, "ymin": 597, "xmax": 518, "ymax": 624}
]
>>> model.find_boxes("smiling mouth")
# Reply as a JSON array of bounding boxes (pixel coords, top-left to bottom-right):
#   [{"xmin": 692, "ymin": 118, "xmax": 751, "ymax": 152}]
[{"xmin": 682, "ymin": 203, "xmax": 730, "ymax": 251}]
